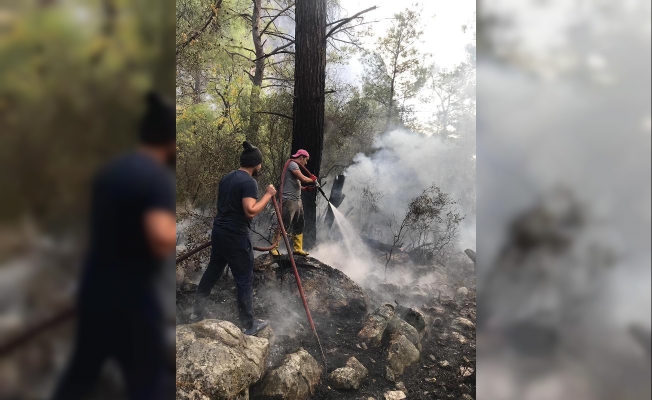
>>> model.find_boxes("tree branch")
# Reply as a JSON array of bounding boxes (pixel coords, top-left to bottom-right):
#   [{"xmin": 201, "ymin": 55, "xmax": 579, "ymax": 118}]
[
  {"xmin": 226, "ymin": 44, "xmax": 256, "ymax": 54},
  {"xmin": 224, "ymin": 49, "xmax": 253, "ymax": 62},
  {"xmin": 261, "ymin": 84, "xmax": 292, "ymax": 89},
  {"xmin": 176, "ymin": 0, "xmax": 223, "ymax": 56},
  {"xmin": 264, "ymin": 31, "xmax": 295, "ymax": 42},
  {"xmin": 262, "ymin": 76, "xmax": 292, "ymax": 82},
  {"xmin": 260, "ymin": 2, "xmax": 295, "ymax": 37},
  {"xmin": 254, "ymin": 111, "xmax": 293, "ymax": 120},
  {"xmin": 326, "ymin": 6, "xmax": 377, "ymax": 39},
  {"xmin": 254, "ymin": 40, "xmax": 295, "ymax": 61},
  {"xmin": 243, "ymin": 69, "xmax": 255, "ymax": 82}
]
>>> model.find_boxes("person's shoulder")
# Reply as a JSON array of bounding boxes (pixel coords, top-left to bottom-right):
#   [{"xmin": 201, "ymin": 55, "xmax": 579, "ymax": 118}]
[
  {"xmin": 112, "ymin": 151, "xmax": 172, "ymax": 185},
  {"xmin": 237, "ymin": 171, "xmax": 257, "ymax": 186},
  {"xmin": 288, "ymin": 160, "xmax": 299, "ymax": 169},
  {"xmin": 94, "ymin": 151, "xmax": 134, "ymax": 181}
]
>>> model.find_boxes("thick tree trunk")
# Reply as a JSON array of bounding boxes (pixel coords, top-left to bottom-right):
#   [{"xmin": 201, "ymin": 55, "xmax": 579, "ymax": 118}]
[
  {"xmin": 292, "ymin": 0, "xmax": 327, "ymax": 249},
  {"xmin": 247, "ymin": 0, "xmax": 265, "ymax": 141}
]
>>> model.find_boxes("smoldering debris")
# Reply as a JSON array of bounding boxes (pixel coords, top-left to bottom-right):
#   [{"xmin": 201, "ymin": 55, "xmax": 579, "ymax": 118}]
[{"xmin": 176, "ymin": 239, "xmax": 477, "ymax": 399}]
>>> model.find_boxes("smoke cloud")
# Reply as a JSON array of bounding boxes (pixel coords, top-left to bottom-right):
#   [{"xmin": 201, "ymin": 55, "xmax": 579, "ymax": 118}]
[
  {"xmin": 313, "ymin": 128, "xmax": 475, "ymax": 290},
  {"xmin": 323, "ymin": 128, "xmax": 475, "ymax": 250}
]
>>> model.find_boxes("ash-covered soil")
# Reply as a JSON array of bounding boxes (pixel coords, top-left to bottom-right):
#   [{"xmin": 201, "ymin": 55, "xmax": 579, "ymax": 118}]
[{"xmin": 177, "ymin": 252, "xmax": 476, "ymax": 400}]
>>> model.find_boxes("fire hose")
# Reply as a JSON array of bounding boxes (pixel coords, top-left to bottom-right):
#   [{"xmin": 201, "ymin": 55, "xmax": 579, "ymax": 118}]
[
  {"xmin": 0, "ymin": 160, "xmax": 327, "ymax": 359},
  {"xmin": 270, "ymin": 196, "xmax": 327, "ymax": 368},
  {"xmin": 178, "ymin": 157, "xmax": 326, "ymax": 257}
]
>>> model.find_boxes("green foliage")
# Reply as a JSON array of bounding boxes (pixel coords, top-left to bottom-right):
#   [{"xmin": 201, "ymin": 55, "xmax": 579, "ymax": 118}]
[
  {"xmin": 361, "ymin": 6, "xmax": 430, "ymax": 127},
  {"xmin": 0, "ymin": 1, "xmax": 174, "ymax": 230}
]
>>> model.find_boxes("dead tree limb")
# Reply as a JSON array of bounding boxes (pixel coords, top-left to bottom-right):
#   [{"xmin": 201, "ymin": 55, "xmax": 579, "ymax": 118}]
[{"xmin": 326, "ymin": 6, "xmax": 377, "ymax": 39}]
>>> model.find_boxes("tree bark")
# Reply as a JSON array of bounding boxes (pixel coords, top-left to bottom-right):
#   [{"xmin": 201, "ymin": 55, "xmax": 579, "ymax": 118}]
[
  {"xmin": 247, "ymin": 0, "xmax": 265, "ymax": 141},
  {"xmin": 192, "ymin": 67, "xmax": 203, "ymax": 104},
  {"xmin": 292, "ymin": 0, "xmax": 327, "ymax": 249}
]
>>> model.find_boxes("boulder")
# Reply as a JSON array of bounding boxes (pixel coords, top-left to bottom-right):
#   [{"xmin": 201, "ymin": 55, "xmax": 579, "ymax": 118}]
[
  {"xmin": 328, "ymin": 357, "xmax": 368, "ymax": 390},
  {"xmin": 176, "ymin": 320, "xmax": 269, "ymax": 400},
  {"xmin": 384, "ymin": 390, "xmax": 407, "ymax": 400},
  {"xmin": 358, "ymin": 304, "xmax": 395, "ymax": 347},
  {"xmin": 386, "ymin": 317, "xmax": 421, "ymax": 351},
  {"xmin": 252, "ymin": 348, "xmax": 322, "ymax": 400},
  {"xmin": 451, "ymin": 317, "xmax": 475, "ymax": 331},
  {"xmin": 385, "ymin": 334, "xmax": 420, "ymax": 382},
  {"xmin": 253, "ymin": 254, "xmax": 279, "ymax": 272},
  {"xmin": 256, "ymin": 325, "xmax": 276, "ymax": 346},
  {"xmin": 452, "ymin": 331, "xmax": 468, "ymax": 344},
  {"xmin": 455, "ymin": 287, "xmax": 469, "ymax": 304},
  {"xmin": 265, "ymin": 255, "xmax": 369, "ymax": 319},
  {"xmin": 401, "ymin": 307, "xmax": 427, "ymax": 333}
]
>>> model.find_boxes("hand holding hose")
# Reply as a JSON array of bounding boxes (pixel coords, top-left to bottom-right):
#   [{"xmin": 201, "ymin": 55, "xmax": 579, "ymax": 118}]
[{"xmin": 266, "ymin": 184, "xmax": 277, "ymax": 196}]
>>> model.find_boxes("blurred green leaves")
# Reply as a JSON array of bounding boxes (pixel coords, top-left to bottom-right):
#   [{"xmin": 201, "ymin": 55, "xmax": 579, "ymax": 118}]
[{"xmin": 0, "ymin": 0, "xmax": 174, "ymax": 231}]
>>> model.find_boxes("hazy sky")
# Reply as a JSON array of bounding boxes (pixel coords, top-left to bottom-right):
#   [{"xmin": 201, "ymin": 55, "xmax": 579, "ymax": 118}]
[{"xmin": 335, "ymin": 0, "xmax": 476, "ymax": 84}]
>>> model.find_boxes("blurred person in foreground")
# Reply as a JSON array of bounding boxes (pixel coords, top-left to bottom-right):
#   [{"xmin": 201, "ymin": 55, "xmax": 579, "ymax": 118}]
[
  {"xmin": 195, "ymin": 141, "xmax": 276, "ymax": 336},
  {"xmin": 51, "ymin": 93, "xmax": 176, "ymax": 400}
]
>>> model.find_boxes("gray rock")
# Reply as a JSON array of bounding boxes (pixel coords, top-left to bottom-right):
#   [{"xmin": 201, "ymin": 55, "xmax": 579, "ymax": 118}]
[
  {"xmin": 328, "ymin": 357, "xmax": 368, "ymax": 390},
  {"xmin": 387, "ymin": 317, "xmax": 421, "ymax": 351},
  {"xmin": 451, "ymin": 331, "xmax": 468, "ymax": 344},
  {"xmin": 428, "ymin": 305, "xmax": 446, "ymax": 315},
  {"xmin": 256, "ymin": 325, "xmax": 276, "ymax": 346},
  {"xmin": 456, "ymin": 287, "xmax": 469, "ymax": 301},
  {"xmin": 358, "ymin": 304, "xmax": 395, "ymax": 347},
  {"xmin": 451, "ymin": 317, "xmax": 475, "ymax": 331},
  {"xmin": 403, "ymin": 308, "xmax": 427, "ymax": 333},
  {"xmin": 385, "ymin": 334, "xmax": 420, "ymax": 382},
  {"xmin": 263, "ymin": 255, "xmax": 369, "ymax": 319},
  {"xmin": 176, "ymin": 320, "xmax": 269, "ymax": 400},
  {"xmin": 384, "ymin": 390, "xmax": 407, "ymax": 400},
  {"xmin": 252, "ymin": 348, "xmax": 322, "ymax": 400}
]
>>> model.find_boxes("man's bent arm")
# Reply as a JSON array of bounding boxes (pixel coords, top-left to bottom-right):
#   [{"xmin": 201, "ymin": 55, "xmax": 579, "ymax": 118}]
[
  {"xmin": 291, "ymin": 168, "xmax": 314, "ymax": 184},
  {"xmin": 144, "ymin": 209, "xmax": 177, "ymax": 258},
  {"xmin": 242, "ymin": 185, "xmax": 276, "ymax": 219}
]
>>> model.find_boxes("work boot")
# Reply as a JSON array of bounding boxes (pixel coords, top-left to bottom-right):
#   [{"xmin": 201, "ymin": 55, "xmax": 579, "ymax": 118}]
[
  {"xmin": 292, "ymin": 233, "xmax": 309, "ymax": 256},
  {"xmin": 244, "ymin": 319, "xmax": 269, "ymax": 336}
]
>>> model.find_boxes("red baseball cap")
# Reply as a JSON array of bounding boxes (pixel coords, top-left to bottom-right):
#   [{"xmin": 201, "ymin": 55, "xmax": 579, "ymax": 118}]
[{"xmin": 291, "ymin": 149, "xmax": 310, "ymax": 158}]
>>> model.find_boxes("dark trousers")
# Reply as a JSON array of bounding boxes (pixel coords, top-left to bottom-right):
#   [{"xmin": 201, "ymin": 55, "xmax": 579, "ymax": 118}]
[
  {"xmin": 51, "ymin": 296, "xmax": 167, "ymax": 400},
  {"xmin": 197, "ymin": 228, "xmax": 255, "ymax": 328}
]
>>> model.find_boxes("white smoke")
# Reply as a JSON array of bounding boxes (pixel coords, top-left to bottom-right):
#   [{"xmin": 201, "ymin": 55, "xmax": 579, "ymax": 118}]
[
  {"xmin": 313, "ymin": 128, "xmax": 475, "ymax": 288},
  {"xmin": 335, "ymin": 128, "xmax": 475, "ymax": 250}
]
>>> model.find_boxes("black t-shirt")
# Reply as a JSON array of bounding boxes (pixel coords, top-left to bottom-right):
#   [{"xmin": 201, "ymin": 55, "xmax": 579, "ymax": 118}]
[
  {"xmin": 80, "ymin": 151, "xmax": 175, "ymax": 307},
  {"xmin": 213, "ymin": 170, "xmax": 258, "ymax": 235}
]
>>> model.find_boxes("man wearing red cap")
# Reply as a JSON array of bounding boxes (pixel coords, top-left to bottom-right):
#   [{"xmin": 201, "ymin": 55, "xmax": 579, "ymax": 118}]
[{"xmin": 270, "ymin": 149, "xmax": 317, "ymax": 256}]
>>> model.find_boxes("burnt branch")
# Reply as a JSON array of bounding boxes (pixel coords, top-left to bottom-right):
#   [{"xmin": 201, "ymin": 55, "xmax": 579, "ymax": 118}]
[{"xmin": 326, "ymin": 6, "xmax": 377, "ymax": 39}]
